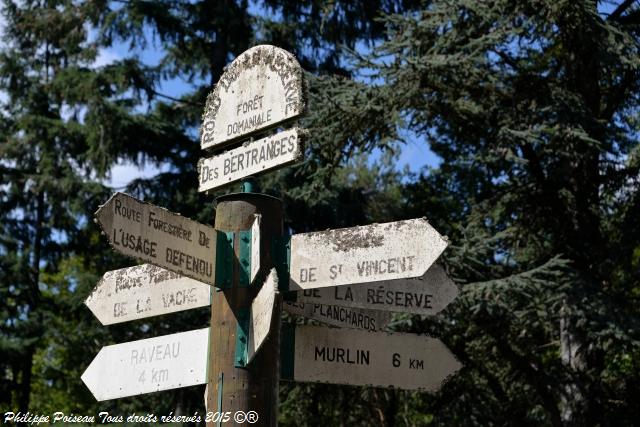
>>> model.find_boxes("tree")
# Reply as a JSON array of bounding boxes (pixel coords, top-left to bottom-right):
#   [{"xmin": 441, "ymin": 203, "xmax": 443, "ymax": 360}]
[
  {"xmin": 303, "ymin": 0, "xmax": 640, "ymax": 425},
  {"xmin": 6, "ymin": 0, "xmax": 638, "ymax": 424},
  {"xmin": 0, "ymin": 0, "xmax": 189, "ymax": 411},
  {"xmin": 0, "ymin": 0, "xmax": 275, "ymax": 415}
]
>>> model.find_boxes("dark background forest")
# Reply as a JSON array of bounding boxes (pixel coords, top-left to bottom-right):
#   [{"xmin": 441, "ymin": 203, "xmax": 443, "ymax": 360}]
[{"xmin": 1, "ymin": 0, "xmax": 640, "ymax": 425}]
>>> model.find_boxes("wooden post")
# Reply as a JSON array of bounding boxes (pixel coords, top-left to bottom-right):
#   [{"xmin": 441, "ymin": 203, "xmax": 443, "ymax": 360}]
[{"xmin": 206, "ymin": 192, "xmax": 283, "ymax": 426}]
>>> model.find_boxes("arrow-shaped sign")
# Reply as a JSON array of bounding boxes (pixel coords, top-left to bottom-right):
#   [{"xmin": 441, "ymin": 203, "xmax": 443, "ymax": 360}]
[
  {"xmin": 287, "ymin": 218, "xmax": 447, "ymax": 291},
  {"xmin": 284, "ymin": 301, "xmax": 392, "ymax": 332},
  {"xmin": 199, "ymin": 128, "xmax": 304, "ymax": 193},
  {"xmin": 291, "ymin": 264, "xmax": 458, "ymax": 316},
  {"xmin": 95, "ymin": 192, "xmax": 218, "ymax": 285},
  {"xmin": 281, "ymin": 325, "xmax": 461, "ymax": 391},
  {"xmin": 85, "ymin": 264, "xmax": 211, "ymax": 325},
  {"xmin": 247, "ymin": 269, "xmax": 279, "ymax": 364},
  {"xmin": 82, "ymin": 328, "xmax": 209, "ymax": 401}
]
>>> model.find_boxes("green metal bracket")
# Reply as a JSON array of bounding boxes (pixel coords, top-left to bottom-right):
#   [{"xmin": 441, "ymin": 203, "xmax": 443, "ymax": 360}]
[
  {"xmin": 215, "ymin": 231, "xmax": 234, "ymax": 289},
  {"xmin": 238, "ymin": 230, "xmax": 252, "ymax": 287},
  {"xmin": 271, "ymin": 235, "xmax": 291, "ymax": 292},
  {"xmin": 234, "ymin": 308, "xmax": 250, "ymax": 368}
]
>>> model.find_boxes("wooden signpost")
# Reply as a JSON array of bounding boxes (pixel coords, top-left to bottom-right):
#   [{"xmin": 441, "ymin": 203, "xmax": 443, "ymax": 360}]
[
  {"xmin": 81, "ymin": 328, "xmax": 209, "ymax": 401},
  {"xmin": 85, "ymin": 264, "xmax": 211, "ymax": 325},
  {"xmin": 95, "ymin": 192, "xmax": 218, "ymax": 285},
  {"xmin": 287, "ymin": 218, "xmax": 448, "ymax": 291},
  {"xmin": 281, "ymin": 325, "xmax": 461, "ymax": 391},
  {"xmin": 292, "ymin": 264, "xmax": 458, "ymax": 316},
  {"xmin": 283, "ymin": 301, "xmax": 392, "ymax": 332},
  {"xmin": 82, "ymin": 44, "xmax": 462, "ymax": 424},
  {"xmin": 200, "ymin": 45, "xmax": 306, "ymax": 426}
]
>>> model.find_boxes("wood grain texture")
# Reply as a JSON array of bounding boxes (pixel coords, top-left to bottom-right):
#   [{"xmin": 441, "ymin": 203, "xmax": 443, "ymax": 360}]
[{"xmin": 206, "ymin": 193, "xmax": 283, "ymax": 426}]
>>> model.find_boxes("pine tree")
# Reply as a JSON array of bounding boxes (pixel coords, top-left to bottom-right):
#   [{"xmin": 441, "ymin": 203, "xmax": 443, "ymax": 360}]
[
  {"xmin": 0, "ymin": 0, "xmax": 181, "ymax": 410},
  {"xmin": 303, "ymin": 0, "xmax": 640, "ymax": 425}
]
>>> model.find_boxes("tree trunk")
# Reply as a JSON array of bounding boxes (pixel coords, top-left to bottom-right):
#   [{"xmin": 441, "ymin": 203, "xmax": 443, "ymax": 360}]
[
  {"xmin": 560, "ymin": 301, "xmax": 587, "ymax": 426},
  {"xmin": 18, "ymin": 347, "xmax": 34, "ymax": 413},
  {"xmin": 384, "ymin": 390, "xmax": 397, "ymax": 427}
]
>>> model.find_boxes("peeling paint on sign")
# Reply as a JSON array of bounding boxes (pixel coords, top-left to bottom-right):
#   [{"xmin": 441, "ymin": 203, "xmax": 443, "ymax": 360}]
[
  {"xmin": 288, "ymin": 218, "xmax": 448, "ymax": 291},
  {"xmin": 248, "ymin": 269, "xmax": 279, "ymax": 363},
  {"xmin": 201, "ymin": 45, "xmax": 306, "ymax": 150}
]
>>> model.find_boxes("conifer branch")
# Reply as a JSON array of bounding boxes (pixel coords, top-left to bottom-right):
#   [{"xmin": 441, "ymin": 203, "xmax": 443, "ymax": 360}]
[
  {"xmin": 150, "ymin": 89, "xmax": 203, "ymax": 107},
  {"xmin": 608, "ymin": 0, "xmax": 637, "ymax": 21}
]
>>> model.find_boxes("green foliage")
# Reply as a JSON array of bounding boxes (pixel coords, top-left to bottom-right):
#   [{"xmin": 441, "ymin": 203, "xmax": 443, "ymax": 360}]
[
  {"xmin": 2, "ymin": 0, "xmax": 639, "ymax": 425},
  {"xmin": 297, "ymin": 0, "xmax": 640, "ymax": 424}
]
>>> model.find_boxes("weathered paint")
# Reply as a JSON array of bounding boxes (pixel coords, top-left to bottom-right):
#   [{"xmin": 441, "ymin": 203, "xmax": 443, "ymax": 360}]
[
  {"xmin": 199, "ymin": 128, "xmax": 305, "ymax": 192},
  {"xmin": 293, "ymin": 264, "xmax": 458, "ymax": 315},
  {"xmin": 247, "ymin": 269, "xmax": 279, "ymax": 364},
  {"xmin": 201, "ymin": 45, "xmax": 306, "ymax": 150},
  {"xmin": 85, "ymin": 264, "xmax": 211, "ymax": 325},
  {"xmin": 95, "ymin": 192, "xmax": 218, "ymax": 285},
  {"xmin": 82, "ymin": 328, "xmax": 209, "ymax": 401},
  {"xmin": 283, "ymin": 301, "xmax": 392, "ymax": 332},
  {"xmin": 288, "ymin": 218, "xmax": 448, "ymax": 291},
  {"xmin": 281, "ymin": 325, "xmax": 461, "ymax": 391}
]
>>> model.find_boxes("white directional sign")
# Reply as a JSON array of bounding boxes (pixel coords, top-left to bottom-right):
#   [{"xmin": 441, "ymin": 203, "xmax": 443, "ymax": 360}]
[
  {"xmin": 82, "ymin": 328, "xmax": 209, "ymax": 401},
  {"xmin": 250, "ymin": 215, "xmax": 261, "ymax": 285},
  {"xmin": 293, "ymin": 264, "xmax": 458, "ymax": 316},
  {"xmin": 86, "ymin": 264, "xmax": 211, "ymax": 325},
  {"xmin": 198, "ymin": 128, "xmax": 304, "ymax": 192},
  {"xmin": 248, "ymin": 269, "xmax": 279, "ymax": 364},
  {"xmin": 284, "ymin": 301, "xmax": 392, "ymax": 332},
  {"xmin": 95, "ymin": 192, "xmax": 217, "ymax": 285},
  {"xmin": 288, "ymin": 218, "xmax": 448, "ymax": 291},
  {"xmin": 200, "ymin": 45, "xmax": 305, "ymax": 150},
  {"xmin": 281, "ymin": 325, "xmax": 461, "ymax": 391}
]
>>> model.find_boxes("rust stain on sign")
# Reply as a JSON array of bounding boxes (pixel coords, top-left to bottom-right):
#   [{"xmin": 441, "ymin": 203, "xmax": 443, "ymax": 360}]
[{"xmin": 86, "ymin": 264, "xmax": 211, "ymax": 325}]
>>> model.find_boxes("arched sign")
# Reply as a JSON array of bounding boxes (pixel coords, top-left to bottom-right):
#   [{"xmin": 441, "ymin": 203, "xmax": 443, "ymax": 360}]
[{"xmin": 200, "ymin": 45, "xmax": 306, "ymax": 150}]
